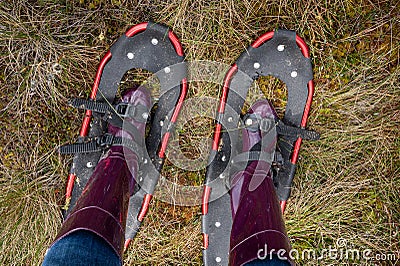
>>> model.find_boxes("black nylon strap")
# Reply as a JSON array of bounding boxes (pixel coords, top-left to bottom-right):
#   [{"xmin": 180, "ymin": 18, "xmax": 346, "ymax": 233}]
[
  {"xmin": 69, "ymin": 98, "xmax": 148, "ymax": 143},
  {"xmin": 244, "ymin": 114, "xmax": 320, "ymax": 141},
  {"xmin": 70, "ymin": 98, "xmax": 110, "ymax": 114},
  {"xmin": 229, "ymin": 150, "xmax": 274, "ymax": 178},
  {"xmin": 69, "ymin": 98, "xmax": 149, "ymax": 123},
  {"xmin": 105, "ymin": 115, "xmax": 144, "ymax": 145},
  {"xmin": 231, "ymin": 151, "xmax": 274, "ymax": 165},
  {"xmin": 228, "ymin": 138, "xmax": 274, "ymax": 174},
  {"xmin": 59, "ymin": 133, "xmax": 143, "ymax": 159},
  {"xmin": 59, "ymin": 141, "xmax": 100, "ymax": 154},
  {"xmin": 276, "ymin": 120, "xmax": 320, "ymax": 140}
]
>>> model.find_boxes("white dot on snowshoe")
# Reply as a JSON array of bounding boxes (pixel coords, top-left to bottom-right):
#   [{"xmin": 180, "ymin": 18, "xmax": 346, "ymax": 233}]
[
  {"xmin": 127, "ymin": 52, "xmax": 134, "ymax": 59},
  {"xmin": 277, "ymin": 44, "xmax": 285, "ymax": 51},
  {"xmin": 151, "ymin": 38, "xmax": 158, "ymax": 45}
]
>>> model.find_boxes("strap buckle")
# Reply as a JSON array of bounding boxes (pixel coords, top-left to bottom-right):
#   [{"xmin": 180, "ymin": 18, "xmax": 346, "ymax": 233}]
[
  {"xmin": 98, "ymin": 133, "xmax": 114, "ymax": 148},
  {"xmin": 116, "ymin": 103, "xmax": 133, "ymax": 118},
  {"xmin": 259, "ymin": 118, "xmax": 275, "ymax": 132},
  {"xmin": 243, "ymin": 114, "xmax": 320, "ymax": 141},
  {"xmin": 115, "ymin": 102, "xmax": 149, "ymax": 122},
  {"xmin": 243, "ymin": 113, "xmax": 276, "ymax": 133}
]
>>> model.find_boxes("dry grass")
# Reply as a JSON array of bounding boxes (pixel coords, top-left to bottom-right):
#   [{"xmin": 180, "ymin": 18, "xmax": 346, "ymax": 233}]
[{"xmin": 0, "ymin": 0, "xmax": 399, "ymax": 265}]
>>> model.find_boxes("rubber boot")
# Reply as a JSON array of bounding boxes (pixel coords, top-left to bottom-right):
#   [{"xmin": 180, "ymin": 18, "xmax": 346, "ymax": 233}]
[
  {"xmin": 229, "ymin": 100, "xmax": 292, "ymax": 266},
  {"xmin": 53, "ymin": 86, "xmax": 151, "ymax": 259}
]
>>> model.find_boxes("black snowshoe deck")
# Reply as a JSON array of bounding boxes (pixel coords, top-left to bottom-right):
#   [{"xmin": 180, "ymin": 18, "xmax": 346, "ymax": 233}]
[
  {"xmin": 59, "ymin": 21, "xmax": 187, "ymax": 249},
  {"xmin": 201, "ymin": 29, "xmax": 319, "ymax": 265}
]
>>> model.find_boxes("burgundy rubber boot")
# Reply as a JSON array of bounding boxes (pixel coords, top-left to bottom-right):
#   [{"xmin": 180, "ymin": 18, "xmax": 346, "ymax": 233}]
[
  {"xmin": 53, "ymin": 86, "xmax": 151, "ymax": 259},
  {"xmin": 229, "ymin": 100, "xmax": 292, "ymax": 266}
]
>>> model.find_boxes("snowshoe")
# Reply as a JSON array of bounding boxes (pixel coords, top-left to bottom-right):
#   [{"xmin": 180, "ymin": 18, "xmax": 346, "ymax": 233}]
[
  {"xmin": 58, "ymin": 21, "xmax": 187, "ymax": 249},
  {"xmin": 201, "ymin": 29, "xmax": 319, "ymax": 265}
]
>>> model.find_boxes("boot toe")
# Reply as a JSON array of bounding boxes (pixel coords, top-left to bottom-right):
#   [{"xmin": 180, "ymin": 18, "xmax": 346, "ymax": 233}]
[{"xmin": 249, "ymin": 99, "xmax": 277, "ymax": 119}]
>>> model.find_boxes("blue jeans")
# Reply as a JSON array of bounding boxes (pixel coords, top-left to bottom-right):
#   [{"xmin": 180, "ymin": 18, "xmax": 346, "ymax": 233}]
[
  {"xmin": 43, "ymin": 230, "xmax": 288, "ymax": 265},
  {"xmin": 42, "ymin": 230, "xmax": 121, "ymax": 266}
]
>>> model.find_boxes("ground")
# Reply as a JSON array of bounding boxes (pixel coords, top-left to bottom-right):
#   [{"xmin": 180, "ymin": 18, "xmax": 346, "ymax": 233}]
[{"xmin": 0, "ymin": 0, "xmax": 399, "ymax": 265}]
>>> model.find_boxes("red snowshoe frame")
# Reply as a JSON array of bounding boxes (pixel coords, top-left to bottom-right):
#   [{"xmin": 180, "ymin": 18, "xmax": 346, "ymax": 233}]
[
  {"xmin": 202, "ymin": 29, "xmax": 318, "ymax": 265},
  {"xmin": 60, "ymin": 22, "xmax": 188, "ymax": 249}
]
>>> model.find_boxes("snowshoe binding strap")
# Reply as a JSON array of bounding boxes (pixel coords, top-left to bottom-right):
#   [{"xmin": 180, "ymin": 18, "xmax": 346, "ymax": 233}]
[
  {"xmin": 228, "ymin": 144, "xmax": 274, "ymax": 178},
  {"xmin": 59, "ymin": 98, "xmax": 149, "ymax": 150},
  {"xmin": 243, "ymin": 113, "xmax": 320, "ymax": 141},
  {"xmin": 59, "ymin": 134, "xmax": 144, "ymax": 160},
  {"xmin": 59, "ymin": 22, "xmax": 187, "ymax": 250},
  {"xmin": 202, "ymin": 29, "xmax": 317, "ymax": 266},
  {"xmin": 69, "ymin": 98, "xmax": 150, "ymax": 122}
]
